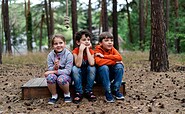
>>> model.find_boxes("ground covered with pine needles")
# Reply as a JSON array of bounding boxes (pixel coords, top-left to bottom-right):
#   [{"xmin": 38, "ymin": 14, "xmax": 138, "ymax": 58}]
[{"xmin": 0, "ymin": 51, "xmax": 185, "ymax": 114}]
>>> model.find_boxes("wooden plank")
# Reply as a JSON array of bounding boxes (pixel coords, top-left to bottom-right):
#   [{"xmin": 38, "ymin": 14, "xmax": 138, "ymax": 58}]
[
  {"xmin": 21, "ymin": 78, "xmax": 126, "ymax": 99},
  {"xmin": 22, "ymin": 78, "xmax": 45, "ymax": 87},
  {"xmin": 22, "ymin": 87, "xmax": 50, "ymax": 99},
  {"xmin": 22, "ymin": 78, "xmax": 36, "ymax": 87},
  {"xmin": 27, "ymin": 78, "xmax": 45, "ymax": 87},
  {"xmin": 39, "ymin": 78, "xmax": 47, "ymax": 87}
]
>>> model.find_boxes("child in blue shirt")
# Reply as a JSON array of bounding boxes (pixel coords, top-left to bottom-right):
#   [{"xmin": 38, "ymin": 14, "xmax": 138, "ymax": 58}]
[{"xmin": 44, "ymin": 34, "xmax": 73, "ymax": 104}]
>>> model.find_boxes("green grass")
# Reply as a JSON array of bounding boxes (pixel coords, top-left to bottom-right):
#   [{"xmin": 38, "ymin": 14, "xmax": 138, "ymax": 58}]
[
  {"xmin": 2, "ymin": 51, "xmax": 185, "ymax": 67},
  {"xmin": 2, "ymin": 52, "xmax": 48, "ymax": 67}
]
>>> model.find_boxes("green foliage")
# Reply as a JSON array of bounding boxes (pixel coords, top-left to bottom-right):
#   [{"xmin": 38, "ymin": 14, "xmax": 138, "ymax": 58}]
[{"xmin": 1, "ymin": 0, "xmax": 185, "ymax": 53}]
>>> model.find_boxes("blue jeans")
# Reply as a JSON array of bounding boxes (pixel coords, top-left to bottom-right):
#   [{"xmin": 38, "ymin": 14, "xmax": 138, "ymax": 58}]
[
  {"xmin": 72, "ymin": 65, "xmax": 96, "ymax": 94},
  {"xmin": 97, "ymin": 63, "xmax": 124, "ymax": 93}
]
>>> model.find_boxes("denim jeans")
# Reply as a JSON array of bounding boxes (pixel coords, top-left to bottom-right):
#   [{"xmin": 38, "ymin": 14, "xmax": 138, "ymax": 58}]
[
  {"xmin": 97, "ymin": 63, "xmax": 124, "ymax": 93},
  {"xmin": 72, "ymin": 65, "xmax": 96, "ymax": 94}
]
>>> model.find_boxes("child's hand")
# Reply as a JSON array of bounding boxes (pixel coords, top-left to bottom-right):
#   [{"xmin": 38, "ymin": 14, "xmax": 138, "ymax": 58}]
[
  {"xmin": 79, "ymin": 43, "xmax": 86, "ymax": 51},
  {"xmin": 95, "ymin": 53, "xmax": 104, "ymax": 58},
  {"xmin": 54, "ymin": 59, "xmax": 59, "ymax": 70},
  {"xmin": 116, "ymin": 61, "xmax": 123, "ymax": 64},
  {"xmin": 86, "ymin": 43, "xmax": 92, "ymax": 49},
  {"xmin": 44, "ymin": 71, "xmax": 53, "ymax": 77}
]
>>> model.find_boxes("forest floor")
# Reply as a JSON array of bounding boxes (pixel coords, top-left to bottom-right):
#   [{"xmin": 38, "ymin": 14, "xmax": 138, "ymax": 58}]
[{"xmin": 0, "ymin": 51, "xmax": 185, "ymax": 114}]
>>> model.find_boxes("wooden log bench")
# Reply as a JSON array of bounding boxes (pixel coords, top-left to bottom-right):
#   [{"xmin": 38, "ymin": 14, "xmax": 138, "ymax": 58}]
[{"xmin": 21, "ymin": 78, "xmax": 126, "ymax": 100}]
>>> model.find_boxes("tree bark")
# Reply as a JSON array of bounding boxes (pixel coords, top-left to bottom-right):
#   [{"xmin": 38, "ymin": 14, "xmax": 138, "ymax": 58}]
[
  {"xmin": 151, "ymin": 0, "xmax": 169, "ymax": 72},
  {"xmin": 88, "ymin": 0, "xmax": 92, "ymax": 33},
  {"xmin": 39, "ymin": 14, "xmax": 44, "ymax": 52},
  {"xmin": 49, "ymin": 0, "xmax": 54, "ymax": 36},
  {"xmin": 26, "ymin": 0, "xmax": 33, "ymax": 52},
  {"xmin": 125, "ymin": 0, "xmax": 133, "ymax": 44},
  {"xmin": 45, "ymin": 0, "xmax": 51, "ymax": 49},
  {"xmin": 112, "ymin": 0, "xmax": 119, "ymax": 50},
  {"xmin": 102, "ymin": 0, "xmax": 108, "ymax": 32},
  {"xmin": 0, "ymin": 34, "xmax": 2, "ymax": 64},
  {"xmin": 71, "ymin": 0, "xmax": 78, "ymax": 49},
  {"xmin": 139, "ymin": 0, "xmax": 145, "ymax": 51},
  {"xmin": 174, "ymin": 0, "xmax": 180, "ymax": 53},
  {"xmin": 3, "ymin": 0, "xmax": 12, "ymax": 55}
]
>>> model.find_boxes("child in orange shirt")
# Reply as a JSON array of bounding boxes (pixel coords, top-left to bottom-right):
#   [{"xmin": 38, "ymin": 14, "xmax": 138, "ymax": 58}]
[
  {"xmin": 72, "ymin": 30, "xmax": 97, "ymax": 104},
  {"xmin": 94, "ymin": 32, "xmax": 124, "ymax": 102}
]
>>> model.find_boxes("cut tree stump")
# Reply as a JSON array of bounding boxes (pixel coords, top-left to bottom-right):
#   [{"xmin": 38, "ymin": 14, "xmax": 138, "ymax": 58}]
[{"xmin": 21, "ymin": 78, "xmax": 126, "ymax": 100}]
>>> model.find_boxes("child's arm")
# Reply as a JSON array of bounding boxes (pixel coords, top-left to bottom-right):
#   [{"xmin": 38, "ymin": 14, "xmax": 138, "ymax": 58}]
[
  {"xmin": 57, "ymin": 52, "xmax": 73, "ymax": 75},
  {"xmin": 74, "ymin": 44, "xmax": 86, "ymax": 67},
  {"xmin": 103, "ymin": 47, "xmax": 122, "ymax": 61},
  {"xmin": 86, "ymin": 43, "xmax": 95, "ymax": 66}
]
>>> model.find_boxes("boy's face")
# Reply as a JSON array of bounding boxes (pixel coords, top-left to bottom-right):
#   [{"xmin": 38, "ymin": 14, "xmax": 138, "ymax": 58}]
[
  {"xmin": 100, "ymin": 38, "xmax": 114, "ymax": 50},
  {"xmin": 77, "ymin": 34, "xmax": 91, "ymax": 46}
]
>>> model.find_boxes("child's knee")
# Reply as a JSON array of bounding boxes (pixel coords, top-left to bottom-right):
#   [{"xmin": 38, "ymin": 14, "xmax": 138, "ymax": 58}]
[{"xmin": 46, "ymin": 74, "xmax": 57, "ymax": 84}]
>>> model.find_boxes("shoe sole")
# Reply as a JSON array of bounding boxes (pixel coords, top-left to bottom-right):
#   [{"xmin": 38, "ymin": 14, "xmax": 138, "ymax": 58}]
[
  {"xmin": 114, "ymin": 96, "xmax": 125, "ymax": 100},
  {"xmin": 105, "ymin": 97, "xmax": 115, "ymax": 103},
  {"xmin": 48, "ymin": 102, "xmax": 55, "ymax": 105},
  {"xmin": 65, "ymin": 101, "xmax": 72, "ymax": 103}
]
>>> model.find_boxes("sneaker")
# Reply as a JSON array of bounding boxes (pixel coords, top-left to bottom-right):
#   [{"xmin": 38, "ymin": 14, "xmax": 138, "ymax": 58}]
[
  {"xmin": 112, "ymin": 91, "xmax": 125, "ymax": 100},
  {"xmin": 48, "ymin": 98, "xmax": 57, "ymax": 105},
  {"xmin": 105, "ymin": 92, "xmax": 115, "ymax": 103},
  {"xmin": 64, "ymin": 96, "xmax": 72, "ymax": 103}
]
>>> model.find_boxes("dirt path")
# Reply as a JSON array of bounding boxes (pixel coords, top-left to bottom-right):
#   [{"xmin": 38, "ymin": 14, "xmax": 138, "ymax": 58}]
[{"xmin": 0, "ymin": 53, "xmax": 185, "ymax": 114}]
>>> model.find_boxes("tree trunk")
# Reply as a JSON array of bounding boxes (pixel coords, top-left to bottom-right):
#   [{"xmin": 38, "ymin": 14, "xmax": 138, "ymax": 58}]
[
  {"xmin": 0, "ymin": 35, "xmax": 2, "ymax": 64},
  {"xmin": 71, "ymin": 0, "xmax": 78, "ymax": 49},
  {"xmin": 3, "ymin": 0, "xmax": 12, "ymax": 55},
  {"xmin": 125, "ymin": 0, "xmax": 133, "ymax": 44},
  {"xmin": 45, "ymin": 0, "xmax": 51, "ymax": 49},
  {"xmin": 174, "ymin": 0, "xmax": 180, "ymax": 53},
  {"xmin": 139, "ymin": 0, "xmax": 145, "ymax": 51},
  {"xmin": 112, "ymin": 0, "xmax": 119, "ymax": 50},
  {"xmin": 151, "ymin": 0, "xmax": 169, "ymax": 72},
  {"xmin": 26, "ymin": 0, "xmax": 32, "ymax": 52},
  {"xmin": 49, "ymin": 0, "xmax": 54, "ymax": 36},
  {"xmin": 39, "ymin": 14, "xmax": 44, "ymax": 52},
  {"xmin": 88, "ymin": 0, "xmax": 92, "ymax": 33},
  {"xmin": 102, "ymin": 0, "xmax": 108, "ymax": 32},
  {"xmin": 166, "ymin": 0, "xmax": 169, "ymax": 32}
]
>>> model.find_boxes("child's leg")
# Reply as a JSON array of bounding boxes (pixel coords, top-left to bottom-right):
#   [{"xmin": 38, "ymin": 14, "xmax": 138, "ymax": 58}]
[
  {"xmin": 57, "ymin": 74, "xmax": 71, "ymax": 94},
  {"xmin": 111, "ymin": 63, "xmax": 124, "ymax": 91},
  {"xmin": 85, "ymin": 66, "xmax": 96, "ymax": 92},
  {"xmin": 46, "ymin": 74, "xmax": 58, "ymax": 100},
  {"xmin": 97, "ymin": 65, "xmax": 111, "ymax": 92},
  {"xmin": 71, "ymin": 66, "xmax": 83, "ymax": 94}
]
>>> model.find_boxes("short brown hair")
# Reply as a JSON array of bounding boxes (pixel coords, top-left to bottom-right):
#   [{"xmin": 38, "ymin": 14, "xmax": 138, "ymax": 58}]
[
  {"xmin": 99, "ymin": 32, "xmax": 113, "ymax": 42},
  {"xmin": 51, "ymin": 34, "xmax": 66, "ymax": 46}
]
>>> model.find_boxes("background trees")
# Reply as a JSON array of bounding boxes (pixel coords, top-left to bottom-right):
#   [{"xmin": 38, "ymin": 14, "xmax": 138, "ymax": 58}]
[{"xmin": 0, "ymin": 0, "xmax": 185, "ymax": 67}]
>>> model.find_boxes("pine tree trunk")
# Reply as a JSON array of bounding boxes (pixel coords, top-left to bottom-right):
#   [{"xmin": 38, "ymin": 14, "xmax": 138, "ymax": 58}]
[
  {"xmin": 39, "ymin": 14, "xmax": 44, "ymax": 52},
  {"xmin": 151, "ymin": 0, "xmax": 169, "ymax": 72},
  {"xmin": 125, "ymin": 0, "xmax": 133, "ymax": 44},
  {"xmin": 88, "ymin": 0, "xmax": 92, "ymax": 33},
  {"xmin": 112, "ymin": 0, "xmax": 119, "ymax": 50},
  {"xmin": 26, "ymin": 0, "xmax": 32, "ymax": 52},
  {"xmin": 174, "ymin": 0, "xmax": 180, "ymax": 53},
  {"xmin": 71, "ymin": 0, "xmax": 78, "ymax": 49},
  {"xmin": 3, "ymin": 0, "xmax": 12, "ymax": 55},
  {"xmin": 0, "ymin": 36, "xmax": 2, "ymax": 64},
  {"xmin": 139, "ymin": 0, "xmax": 145, "ymax": 51},
  {"xmin": 45, "ymin": 0, "xmax": 51, "ymax": 49},
  {"xmin": 102, "ymin": 0, "xmax": 108, "ymax": 32}
]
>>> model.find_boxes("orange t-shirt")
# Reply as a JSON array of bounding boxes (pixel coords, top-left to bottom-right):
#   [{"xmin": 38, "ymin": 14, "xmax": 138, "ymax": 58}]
[
  {"xmin": 72, "ymin": 47, "xmax": 94, "ymax": 61},
  {"xmin": 94, "ymin": 45, "xmax": 122, "ymax": 66}
]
